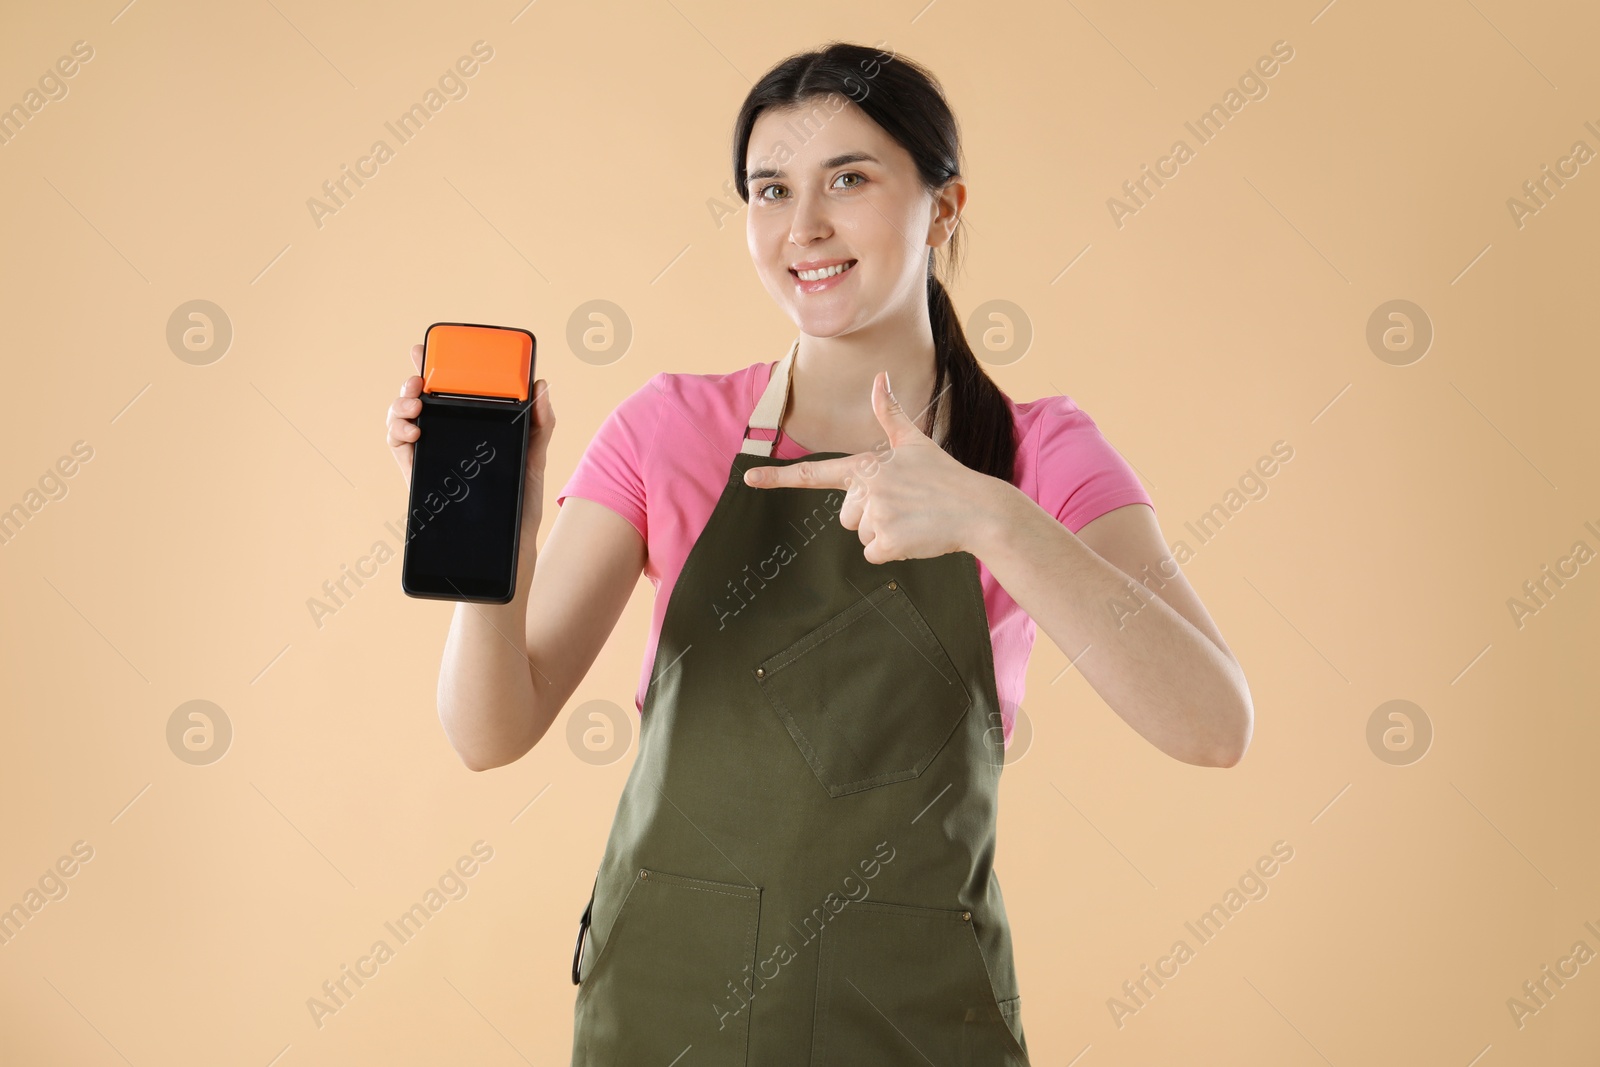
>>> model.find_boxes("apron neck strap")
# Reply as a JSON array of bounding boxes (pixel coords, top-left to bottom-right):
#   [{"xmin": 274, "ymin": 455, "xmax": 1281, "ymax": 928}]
[
  {"xmin": 739, "ymin": 337, "xmax": 954, "ymax": 456},
  {"xmin": 740, "ymin": 337, "xmax": 798, "ymax": 457}
]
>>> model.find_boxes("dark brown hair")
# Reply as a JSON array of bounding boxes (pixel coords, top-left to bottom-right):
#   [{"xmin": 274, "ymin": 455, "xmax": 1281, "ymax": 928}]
[{"xmin": 731, "ymin": 41, "xmax": 1016, "ymax": 485}]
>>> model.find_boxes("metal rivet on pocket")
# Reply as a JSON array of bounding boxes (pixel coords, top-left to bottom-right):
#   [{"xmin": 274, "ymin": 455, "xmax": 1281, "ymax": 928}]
[
  {"xmin": 961, "ymin": 911, "xmax": 971, "ymax": 922},
  {"xmin": 639, "ymin": 869, "xmax": 649, "ymax": 880},
  {"xmin": 887, "ymin": 580, "xmax": 897, "ymax": 590},
  {"xmin": 755, "ymin": 667, "xmax": 765, "ymax": 678}
]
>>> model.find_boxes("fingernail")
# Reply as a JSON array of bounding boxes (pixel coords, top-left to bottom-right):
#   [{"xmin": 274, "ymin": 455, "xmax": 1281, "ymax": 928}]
[{"xmin": 885, "ymin": 370, "xmax": 894, "ymax": 398}]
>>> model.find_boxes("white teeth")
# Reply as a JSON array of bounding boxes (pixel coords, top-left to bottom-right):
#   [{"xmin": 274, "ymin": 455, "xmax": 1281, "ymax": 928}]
[{"xmin": 795, "ymin": 261, "xmax": 854, "ymax": 281}]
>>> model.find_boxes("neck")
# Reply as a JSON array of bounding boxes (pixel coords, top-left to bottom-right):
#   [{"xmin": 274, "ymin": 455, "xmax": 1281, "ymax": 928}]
[{"xmin": 791, "ymin": 308, "xmax": 941, "ymax": 439}]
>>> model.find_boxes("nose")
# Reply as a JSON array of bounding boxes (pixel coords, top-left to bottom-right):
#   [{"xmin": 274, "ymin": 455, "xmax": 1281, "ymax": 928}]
[{"xmin": 787, "ymin": 186, "xmax": 833, "ymax": 248}]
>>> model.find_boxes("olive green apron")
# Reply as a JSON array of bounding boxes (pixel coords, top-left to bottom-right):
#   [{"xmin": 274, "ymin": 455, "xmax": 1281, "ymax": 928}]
[{"xmin": 570, "ymin": 338, "xmax": 1031, "ymax": 1066}]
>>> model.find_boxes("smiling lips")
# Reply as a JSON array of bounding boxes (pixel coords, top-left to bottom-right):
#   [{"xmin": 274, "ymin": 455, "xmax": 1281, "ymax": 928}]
[{"xmin": 790, "ymin": 258, "xmax": 858, "ymax": 292}]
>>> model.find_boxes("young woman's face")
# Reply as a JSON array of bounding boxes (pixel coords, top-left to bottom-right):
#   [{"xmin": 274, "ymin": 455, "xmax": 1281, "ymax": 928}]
[{"xmin": 745, "ymin": 99, "xmax": 947, "ymax": 338}]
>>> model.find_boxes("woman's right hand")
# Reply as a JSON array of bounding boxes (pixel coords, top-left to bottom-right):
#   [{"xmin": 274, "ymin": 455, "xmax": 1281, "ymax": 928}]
[{"xmin": 387, "ymin": 342, "xmax": 557, "ymax": 591}]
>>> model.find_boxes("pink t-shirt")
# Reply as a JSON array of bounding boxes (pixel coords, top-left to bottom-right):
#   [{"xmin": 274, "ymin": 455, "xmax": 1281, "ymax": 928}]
[{"xmin": 556, "ymin": 359, "xmax": 1154, "ymax": 747}]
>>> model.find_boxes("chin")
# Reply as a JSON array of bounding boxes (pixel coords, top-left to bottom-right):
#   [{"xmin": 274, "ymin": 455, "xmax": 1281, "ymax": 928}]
[{"xmin": 789, "ymin": 309, "xmax": 861, "ymax": 337}]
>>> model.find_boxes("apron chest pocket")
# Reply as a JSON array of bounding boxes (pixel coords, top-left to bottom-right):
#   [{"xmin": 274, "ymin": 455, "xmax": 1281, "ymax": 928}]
[{"xmin": 755, "ymin": 579, "xmax": 971, "ymax": 797}]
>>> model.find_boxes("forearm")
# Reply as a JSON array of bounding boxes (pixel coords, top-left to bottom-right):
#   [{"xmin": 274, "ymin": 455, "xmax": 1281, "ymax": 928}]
[
  {"xmin": 436, "ymin": 562, "xmax": 548, "ymax": 771},
  {"xmin": 967, "ymin": 479, "xmax": 1250, "ymax": 767}
]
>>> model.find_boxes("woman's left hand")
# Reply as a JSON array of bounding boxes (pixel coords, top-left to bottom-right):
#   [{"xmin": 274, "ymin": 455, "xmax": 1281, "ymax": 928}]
[{"xmin": 742, "ymin": 371, "xmax": 1000, "ymax": 563}]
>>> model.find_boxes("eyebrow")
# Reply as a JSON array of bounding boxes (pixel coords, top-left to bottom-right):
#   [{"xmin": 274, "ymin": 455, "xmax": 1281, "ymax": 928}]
[{"xmin": 746, "ymin": 152, "xmax": 881, "ymax": 184}]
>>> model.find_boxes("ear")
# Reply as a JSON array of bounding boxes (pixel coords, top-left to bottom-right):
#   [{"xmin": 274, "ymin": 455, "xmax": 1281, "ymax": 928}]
[{"xmin": 927, "ymin": 177, "xmax": 967, "ymax": 250}]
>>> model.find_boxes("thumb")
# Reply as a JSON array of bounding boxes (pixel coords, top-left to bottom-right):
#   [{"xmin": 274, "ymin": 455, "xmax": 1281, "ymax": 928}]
[{"xmin": 874, "ymin": 370, "xmax": 923, "ymax": 446}]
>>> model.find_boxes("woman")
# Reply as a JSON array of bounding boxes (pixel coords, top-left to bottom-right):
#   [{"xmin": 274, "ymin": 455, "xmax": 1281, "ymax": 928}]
[{"xmin": 387, "ymin": 41, "xmax": 1251, "ymax": 1067}]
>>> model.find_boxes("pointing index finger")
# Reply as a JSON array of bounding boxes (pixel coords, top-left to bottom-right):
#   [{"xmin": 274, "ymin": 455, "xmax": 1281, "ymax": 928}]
[{"xmin": 744, "ymin": 454, "xmax": 859, "ymax": 489}]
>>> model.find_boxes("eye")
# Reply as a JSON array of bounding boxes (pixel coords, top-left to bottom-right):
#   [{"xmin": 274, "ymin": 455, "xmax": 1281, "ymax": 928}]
[{"xmin": 755, "ymin": 172, "xmax": 866, "ymax": 201}]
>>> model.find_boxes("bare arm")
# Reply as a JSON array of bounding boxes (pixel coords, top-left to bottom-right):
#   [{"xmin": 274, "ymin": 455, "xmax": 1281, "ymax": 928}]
[
  {"xmin": 744, "ymin": 374, "xmax": 1252, "ymax": 769},
  {"xmin": 387, "ymin": 344, "xmax": 645, "ymax": 771},
  {"xmin": 973, "ymin": 489, "xmax": 1254, "ymax": 768}
]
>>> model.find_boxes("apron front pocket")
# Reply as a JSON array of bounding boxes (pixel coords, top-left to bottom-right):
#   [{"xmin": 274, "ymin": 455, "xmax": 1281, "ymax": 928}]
[
  {"xmin": 572, "ymin": 867, "xmax": 762, "ymax": 1065},
  {"xmin": 755, "ymin": 579, "xmax": 971, "ymax": 797},
  {"xmin": 810, "ymin": 897, "xmax": 1029, "ymax": 1065}
]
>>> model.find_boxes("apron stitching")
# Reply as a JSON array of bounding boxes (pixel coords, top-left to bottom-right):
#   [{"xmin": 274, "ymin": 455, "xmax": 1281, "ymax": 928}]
[
  {"xmin": 962, "ymin": 918, "xmax": 1031, "ymax": 1061},
  {"xmin": 759, "ymin": 676, "xmax": 969, "ymax": 796},
  {"xmin": 755, "ymin": 582, "xmax": 895, "ymax": 674},
  {"xmin": 739, "ymin": 894, "xmax": 760, "ymax": 1062},
  {"xmin": 842, "ymin": 575, "xmax": 965, "ymax": 688},
  {"xmin": 956, "ymin": 549, "xmax": 1010, "ymax": 762},
  {"xmin": 756, "ymin": 579, "xmax": 962, "ymax": 694},
  {"xmin": 767, "ymin": 692, "xmax": 941, "ymax": 793},
  {"xmin": 650, "ymin": 884, "xmax": 755, "ymax": 901},
  {"xmin": 645, "ymin": 780, "xmax": 759, "ymax": 889},
  {"xmin": 637, "ymin": 868, "xmax": 762, "ymax": 893}
]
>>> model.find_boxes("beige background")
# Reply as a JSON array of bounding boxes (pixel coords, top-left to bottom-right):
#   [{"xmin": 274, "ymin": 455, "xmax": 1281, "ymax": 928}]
[{"xmin": 2, "ymin": 0, "xmax": 1597, "ymax": 1063}]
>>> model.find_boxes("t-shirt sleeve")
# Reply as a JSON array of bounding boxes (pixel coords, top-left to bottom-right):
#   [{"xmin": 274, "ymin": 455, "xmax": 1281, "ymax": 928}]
[
  {"xmin": 554, "ymin": 373, "xmax": 665, "ymax": 543},
  {"xmin": 1036, "ymin": 397, "xmax": 1154, "ymax": 533}
]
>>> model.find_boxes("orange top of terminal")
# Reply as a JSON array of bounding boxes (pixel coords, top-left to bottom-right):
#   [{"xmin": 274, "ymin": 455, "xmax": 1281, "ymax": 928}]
[{"xmin": 422, "ymin": 324, "xmax": 532, "ymax": 401}]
